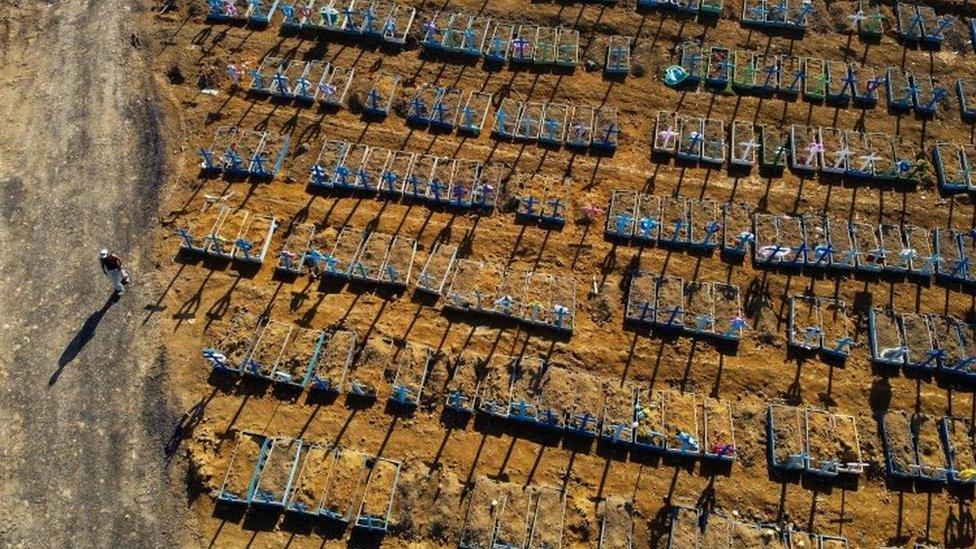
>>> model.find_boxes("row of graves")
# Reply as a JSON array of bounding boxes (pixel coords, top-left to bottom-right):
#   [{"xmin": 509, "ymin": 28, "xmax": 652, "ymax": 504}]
[
  {"xmin": 248, "ymin": 58, "xmax": 355, "ymax": 107},
  {"xmin": 932, "ymin": 141, "xmax": 976, "ymax": 194},
  {"xmin": 894, "ymin": 2, "xmax": 957, "ymax": 47},
  {"xmin": 606, "ymin": 191, "xmax": 725, "ymax": 251},
  {"xmin": 868, "ymin": 308, "xmax": 976, "ymax": 385},
  {"xmin": 653, "ymin": 113, "xmax": 924, "ymax": 184},
  {"xmin": 198, "ymin": 126, "xmax": 290, "ymax": 179},
  {"xmin": 491, "ymin": 99, "xmax": 620, "ymax": 152},
  {"xmin": 459, "ymin": 478, "xmax": 566, "ymax": 549},
  {"xmin": 307, "ymin": 139, "xmax": 505, "ymax": 211},
  {"xmin": 668, "ymin": 505, "xmax": 850, "ymax": 548},
  {"xmin": 766, "ymin": 403, "xmax": 867, "ymax": 481},
  {"xmin": 675, "ymin": 43, "xmax": 954, "ymax": 117},
  {"xmin": 624, "ymin": 273, "xmax": 747, "ymax": 344},
  {"xmin": 214, "ymin": 431, "xmax": 402, "ymax": 532},
  {"xmin": 787, "ymin": 296, "xmax": 855, "ymax": 362},
  {"xmin": 176, "ymin": 202, "xmax": 278, "ymax": 264},
  {"xmin": 635, "ymin": 0, "xmax": 724, "ymax": 18},
  {"xmin": 880, "ymin": 411, "xmax": 976, "ymax": 486}
]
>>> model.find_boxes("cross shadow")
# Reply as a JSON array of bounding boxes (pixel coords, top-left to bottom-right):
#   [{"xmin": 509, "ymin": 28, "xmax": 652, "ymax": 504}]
[{"xmin": 51, "ymin": 296, "xmax": 116, "ymax": 385}]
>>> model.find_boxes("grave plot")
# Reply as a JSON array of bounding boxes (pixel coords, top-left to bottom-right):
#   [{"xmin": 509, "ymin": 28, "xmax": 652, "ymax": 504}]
[
  {"xmin": 303, "ymin": 228, "xmax": 336, "ymax": 278},
  {"xmin": 538, "ymin": 102, "xmax": 569, "ymax": 146},
  {"xmin": 958, "ymin": 78, "xmax": 976, "ymax": 122},
  {"xmin": 661, "ymin": 391, "xmax": 701, "ymax": 458},
  {"xmin": 217, "ymin": 431, "xmax": 265, "ymax": 504},
  {"xmin": 903, "ymin": 225, "xmax": 936, "ymax": 276},
  {"xmin": 869, "ymin": 309, "xmax": 909, "ymax": 367},
  {"xmin": 778, "ymin": 55, "xmax": 804, "ymax": 98},
  {"xmin": 802, "ymin": 58, "xmax": 827, "ymax": 101},
  {"xmin": 654, "ymin": 275, "xmax": 686, "ymax": 330},
  {"xmin": 929, "ymin": 315, "xmax": 967, "ymax": 372},
  {"xmin": 713, "ymin": 282, "xmax": 746, "ymax": 341},
  {"xmin": 889, "ymin": 138, "xmax": 920, "ymax": 184},
  {"xmin": 247, "ymin": 57, "xmax": 275, "ymax": 94},
  {"xmin": 825, "ymin": 61, "xmax": 855, "ymax": 104},
  {"xmin": 653, "ymin": 111, "xmax": 679, "ymax": 155},
  {"xmin": 601, "ymin": 382, "xmax": 636, "ymax": 445},
  {"xmin": 415, "ymin": 243, "xmax": 458, "ymax": 295},
  {"xmin": 532, "ymin": 273, "xmax": 576, "ymax": 332},
  {"xmin": 566, "ymin": 105, "xmax": 595, "ymax": 148},
  {"xmin": 901, "ymin": 313, "xmax": 938, "ymax": 372},
  {"xmin": 668, "ymin": 506, "xmax": 701, "ymax": 548},
  {"xmin": 224, "ymin": 129, "xmax": 263, "ymax": 176},
  {"xmin": 331, "ymin": 143, "xmax": 369, "ymax": 190},
  {"xmin": 355, "ymin": 146, "xmax": 392, "ymax": 193},
  {"xmin": 306, "ymin": 329, "xmax": 356, "ymax": 393},
  {"xmin": 750, "ymin": 53, "xmax": 779, "ymax": 94},
  {"xmin": 321, "ymin": 226, "xmax": 364, "ymax": 278},
  {"xmin": 820, "ymin": 298, "xmax": 854, "ymax": 360},
  {"xmin": 444, "ymin": 351, "xmax": 483, "ymax": 413},
  {"xmin": 950, "ymin": 322, "xmax": 976, "ymax": 383},
  {"xmin": 362, "ymin": 73, "xmax": 400, "ymax": 116},
  {"xmin": 679, "ymin": 42, "xmax": 704, "ymax": 84},
  {"xmin": 935, "ymin": 229, "xmax": 972, "ymax": 284},
  {"xmin": 841, "ymin": 131, "xmax": 869, "ymax": 178},
  {"xmin": 491, "ymin": 267, "xmax": 527, "ymax": 320},
  {"xmin": 934, "ymin": 143, "xmax": 969, "ymax": 192},
  {"xmin": 349, "ymin": 231, "xmax": 393, "ymax": 283},
  {"xmin": 788, "ymin": 296, "xmax": 823, "ymax": 352},
  {"xmin": 801, "ymin": 214, "xmax": 831, "ymax": 267},
  {"xmin": 555, "ymin": 28, "xmax": 579, "ymax": 68},
  {"xmin": 380, "ymin": 2, "xmax": 416, "ymax": 44},
  {"xmin": 768, "ymin": 403, "xmax": 806, "ymax": 472},
  {"xmin": 659, "ymin": 196, "xmax": 689, "ymax": 246},
  {"xmin": 204, "ymin": 311, "xmax": 259, "ymax": 373},
  {"xmin": 442, "ymin": 14, "xmax": 490, "ymax": 56},
  {"xmin": 459, "ymin": 478, "xmax": 506, "ymax": 548},
  {"xmin": 878, "ymin": 224, "xmax": 909, "ymax": 273},
  {"xmin": 271, "ymin": 326, "xmax": 325, "ymax": 387},
  {"xmin": 346, "ymin": 336, "xmax": 397, "ymax": 399},
  {"xmin": 912, "ymin": 75, "xmax": 948, "ymax": 116},
  {"xmin": 198, "ymin": 126, "xmax": 238, "ymax": 173},
  {"xmin": 428, "ymin": 88, "xmax": 464, "ymax": 131},
  {"xmin": 445, "ymin": 259, "xmax": 493, "ymax": 313},
  {"xmin": 381, "ymin": 235, "xmax": 417, "ymax": 287},
  {"xmin": 175, "ymin": 201, "xmax": 227, "ymax": 254},
  {"xmin": 494, "ymin": 484, "xmax": 533, "ymax": 548},
  {"xmin": 804, "ymin": 409, "xmax": 862, "ymax": 478},
  {"xmin": 405, "ymin": 85, "xmax": 440, "ymax": 126},
  {"xmin": 866, "ymin": 133, "xmax": 897, "ymax": 180},
  {"xmin": 634, "ymin": 388, "xmax": 666, "ymax": 452},
  {"xmin": 731, "ymin": 120, "xmax": 758, "ymax": 167},
  {"xmin": 316, "ymin": 64, "xmax": 355, "ymax": 107},
  {"xmin": 818, "ymin": 127, "xmax": 848, "ymax": 174},
  {"xmin": 560, "ymin": 368, "xmax": 604, "ymax": 436},
  {"xmin": 402, "ymin": 154, "xmax": 436, "ymax": 199},
  {"xmin": 492, "ymin": 98, "xmax": 521, "ymax": 139},
  {"xmin": 533, "ymin": 26, "xmax": 557, "ymax": 66},
  {"xmin": 509, "ymin": 25, "xmax": 537, "ymax": 64},
  {"xmin": 826, "ymin": 218, "xmax": 856, "ymax": 270},
  {"xmin": 206, "ymin": 0, "xmax": 248, "ymax": 21},
  {"xmin": 515, "ymin": 175, "xmax": 570, "ymax": 227},
  {"xmin": 852, "ymin": 64, "xmax": 882, "ymax": 107},
  {"xmin": 881, "ymin": 410, "xmax": 919, "ymax": 481},
  {"xmin": 309, "ymin": 140, "xmax": 351, "ymax": 189},
  {"xmin": 388, "ymin": 341, "xmax": 431, "ymax": 407},
  {"xmin": 251, "ymin": 437, "xmax": 302, "ymax": 508},
  {"xmin": 269, "ymin": 58, "xmax": 309, "ymax": 100},
  {"xmin": 886, "ymin": 68, "xmax": 914, "ymax": 111},
  {"xmin": 606, "ymin": 190, "xmax": 639, "ymax": 239},
  {"xmin": 633, "ymin": 194, "xmax": 662, "ymax": 244},
  {"xmin": 593, "ymin": 108, "xmax": 621, "ymax": 152},
  {"xmin": 515, "ymin": 101, "xmax": 545, "ymax": 141},
  {"xmin": 914, "ymin": 414, "xmax": 949, "ymax": 483},
  {"xmin": 478, "ymin": 355, "xmax": 516, "ymax": 418},
  {"xmin": 484, "ymin": 20, "xmax": 516, "ymax": 63},
  {"xmin": 700, "ymin": 119, "xmax": 725, "ymax": 165},
  {"xmin": 242, "ymin": 320, "xmax": 292, "ymax": 379},
  {"xmin": 722, "ymin": 202, "xmax": 754, "ymax": 257},
  {"xmin": 705, "ymin": 46, "xmax": 732, "ymax": 88},
  {"xmin": 605, "ymin": 36, "xmax": 631, "ymax": 76},
  {"xmin": 471, "ymin": 163, "xmax": 503, "ymax": 211},
  {"xmin": 355, "ymin": 457, "xmax": 402, "ymax": 532},
  {"xmin": 683, "ymin": 281, "xmax": 714, "ymax": 337},
  {"xmin": 701, "ymin": 397, "xmax": 737, "ymax": 461},
  {"xmin": 528, "ymin": 487, "xmax": 565, "ymax": 548},
  {"xmin": 275, "ymin": 223, "xmax": 315, "ymax": 275},
  {"xmin": 251, "ymin": 131, "xmax": 290, "ymax": 179},
  {"xmin": 790, "ymin": 124, "xmax": 821, "ymax": 172},
  {"xmin": 760, "ymin": 125, "xmax": 790, "ymax": 169},
  {"xmin": 732, "ymin": 50, "xmax": 757, "ymax": 91},
  {"xmin": 320, "ymin": 447, "xmax": 369, "ymax": 523},
  {"xmin": 508, "ymin": 356, "xmax": 548, "ymax": 423},
  {"xmin": 941, "ymin": 417, "xmax": 976, "ymax": 484},
  {"xmin": 849, "ymin": 221, "xmax": 882, "ymax": 273},
  {"xmin": 306, "ymin": 1, "xmax": 342, "ymax": 32},
  {"xmin": 453, "ymin": 93, "xmax": 492, "ymax": 138},
  {"xmin": 598, "ymin": 497, "xmax": 633, "ymax": 549},
  {"xmin": 676, "ymin": 116, "xmax": 704, "ymax": 162},
  {"xmin": 730, "ymin": 519, "xmax": 786, "ymax": 547},
  {"xmin": 285, "ymin": 443, "xmax": 335, "ymax": 517},
  {"xmin": 687, "ymin": 198, "xmax": 721, "ymax": 249},
  {"xmin": 753, "ymin": 213, "xmax": 788, "ymax": 266},
  {"xmin": 854, "ymin": 0, "xmax": 884, "ymax": 38},
  {"xmin": 444, "ymin": 159, "xmax": 479, "ymax": 208},
  {"xmin": 297, "ymin": 60, "xmax": 325, "ymax": 102}
]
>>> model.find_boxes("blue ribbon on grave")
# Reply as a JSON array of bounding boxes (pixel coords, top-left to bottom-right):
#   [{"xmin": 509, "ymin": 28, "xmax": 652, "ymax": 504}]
[
  {"xmin": 736, "ymin": 231, "xmax": 756, "ymax": 250},
  {"xmin": 665, "ymin": 306, "xmax": 683, "ymax": 326},
  {"xmin": 788, "ymin": 68, "xmax": 805, "ymax": 90},
  {"xmin": 391, "ymin": 385, "xmax": 409, "ymax": 403},
  {"xmin": 813, "ymin": 243, "xmax": 834, "ymax": 264},
  {"xmin": 727, "ymin": 315, "xmax": 748, "ymax": 336},
  {"xmin": 334, "ymin": 165, "xmax": 351, "ymax": 187},
  {"xmin": 639, "ymin": 217, "xmax": 660, "ymax": 238},
  {"xmin": 495, "ymin": 295, "xmax": 514, "ymax": 314},
  {"xmin": 310, "ymin": 164, "xmax": 328, "ymax": 186},
  {"xmin": 615, "ymin": 212, "xmax": 633, "ymax": 235},
  {"xmin": 446, "ymin": 391, "xmax": 466, "ymax": 409},
  {"xmin": 234, "ymin": 238, "xmax": 254, "ymax": 259}
]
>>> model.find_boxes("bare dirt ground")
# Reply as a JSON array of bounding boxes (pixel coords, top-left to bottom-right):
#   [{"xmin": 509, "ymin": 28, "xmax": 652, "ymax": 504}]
[
  {"xmin": 0, "ymin": 0, "xmax": 185, "ymax": 546},
  {"xmin": 143, "ymin": 0, "xmax": 976, "ymax": 547}
]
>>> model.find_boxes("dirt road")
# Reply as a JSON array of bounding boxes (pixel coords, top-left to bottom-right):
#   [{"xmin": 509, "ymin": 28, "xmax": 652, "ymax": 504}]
[{"xmin": 0, "ymin": 0, "xmax": 183, "ymax": 545}]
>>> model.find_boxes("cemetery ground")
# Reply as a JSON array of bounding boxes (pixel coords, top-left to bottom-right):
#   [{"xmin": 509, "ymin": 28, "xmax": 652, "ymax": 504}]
[{"xmin": 125, "ymin": 0, "xmax": 976, "ymax": 547}]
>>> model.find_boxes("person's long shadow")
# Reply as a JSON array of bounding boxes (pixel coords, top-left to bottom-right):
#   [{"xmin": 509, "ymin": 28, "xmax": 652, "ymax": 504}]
[{"xmin": 50, "ymin": 296, "xmax": 116, "ymax": 386}]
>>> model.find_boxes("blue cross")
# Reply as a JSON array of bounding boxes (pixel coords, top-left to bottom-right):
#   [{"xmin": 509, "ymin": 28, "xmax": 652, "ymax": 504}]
[
  {"xmin": 639, "ymin": 217, "xmax": 659, "ymax": 238},
  {"xmin": 280, "ymin": 4, "xmax": 296, "ymax": 23},
  {"xmin": 521, "ymin": 195, "xmax": 537, "ymax": 216},
  {"xmin": 636, "ymin": 300, "xmax": 653, "ymax": 321},
  {"xmin": 234, "ymin": 238, "xmax": 254, "ymax": 259},
  {"xmin": 802, "ymin": 325, "xmax": 823, "ymax": 348},
  {"xmin": 203, "ymin": 348, "xmax": 229, "ymax": 369},
  {"xmin": 920, "ymin": 348, "xmax": 944, "ymax": 368},
  {"xmin": 433, "ymin": 100, "xmax": 450, "ymax": 124},
  {"xmin": 250, "ymin": 153, "xmax": 266, "ymax": 176},
  {"xmin": 462, "ymin": 26, "xmax": 477, "ymax": 50},
  {"xmin": 903, "ymin": 81, "xmax": 920, "ymax": 103},
  {"xmin": 381, "ymin": 170, "xmax": 399, "ymax": 192},
  {"xmin": 834, "ymin": 336, "xmax": 855, "ymax": 353},
  {"xmin": 614, "ymin": 211, "xmax": 633, "ymax": 236},
  {"xmin": 295, "ymin": 77, "xmax": 311, "ymax": 98},
  {"xmin": 553, "ymin": 304, "xmax": 570, "ymax": 328},
  {"xmin": 367, "ymin": 88, "xmax": 382, "ymax": 111},
  {"xmin": 175, "ymin": 227, "xmax": 195, "ymax": 248},
  {"xmin": 462, "ymin": 106, "xmax": 476, "ymax": 129},
  {"xmin": 334, "ymin": 165, "xmax": 351, "ymax": 187},
  {"xmin": 224, "ymin": 148, "xmax": 243, "ymax": 172},
  {"xmin": 407, "ymin": 174, "xmax": 423, "ymax": 196},
  {"xmin": 951, "ymin": 256, "xmax": 972, "ymax": 278},
  {"xmin": 702, "ymin": 220, "xmax": 721, "ymax": 244},
  {"xmin": 762, "ymin": 63, "xmax": 780, "ymax": 87},
  {"xmin": 686, "ymin": 132, "xmax": 703, "ymax": 154},
  {"xmin": 489, "ymin": 36, "xmax": 505, "ymax": 57},
  {"xmin": 361, "ymin": 8, "xmax": 376, "ymax": 33},
  {"xmin": 599, "ymin": 123, "xmax": 620, "ymax": 146},
  {"xmin": 249, "ymin": 70, "xmax": 265, "ymax": 91},
  {"xmin": 451, "ymin": 184, "xmax": 469, "ymax": 205},
  {"xmin": 342, "ymin": 6, "xmax": 356, "ymax": 29},
  {"xmin": 609, "ymin": 45, "xmax": 628, "ymax": 70},
  {"xmin": 199, "ymin": 148, "xmax": 216, "ymax": 169},
  {"xmin": 382, "ymin": 18, "xmax": 396, "ymax": 37},
  {"xmin": 446, "ymin": 391, "xmax": 467, "ymax": 409},
  {"xmin": 409, "ymin": 96, "xmax": 427, "ymax": 119},
  {"xmin": 814, "ymin": 243, "xmax": 834, "ymax": 264},
  {"xmin": 934, "ymin": 15, "xmax": 954, "ymax": 38},
  {"xmin": 727, "ymin": 315, "xmax": 748, "ymax": 336},
  {"xmin": 356, "ymin": 167, "xmax": 371, "ymax": 189},
  {"xmin": 353, "ymin": 261, "xmax": 370, "ymax": 279},
  {"xmin": 428, "ymin": 177, "xmax": 445, "ymax": 201},
  {"xmin": 273, "ymin": 72, "xmax": 289, "ymax": 95},
  {"xmin": 495, "ymin": 108, "xmax": 509, "ymax": 134},
  {"xmin": 735, "ymin": 231, "xmax": 756, "ymax": 250},
  {"xmin": 207, "ymin": 0, "xmax": 224, "ymax": 16},
  {"xmin": 543, "ymin": 117, "xmax": 560, "ymax": 140},
  {"xmin": 310, "ymin": 164, "xmax": 329, "ymax": 186},
  {"xmin": 206, "ymin": 234, "xmax": 226, "ymax": 255},
  {"xmin": 788, "ymin": 67, "xmax": 806, "ymax": 90},
  {"xmin": 795, "ymin": 3, "xmax": 813, "ymax": 25},
  {"xmin": 840, "ymin": 69, "xmax": 857, "ymax": 96},
  {"xmin": 925, "ymin": 87, "xmax": 948, "ymax": 110},
  {"xmin": 547, "ymin": 197, "xmax": 565, "ymax": 219},
  {"xmin": 664, "ymin": 306, "xmax": 683, "ymax": 326},
  {"xmin": 747, "ymin": 2, "xmax": 767, "ymax": 21},
  {"xmin": 385, "ymin": 265, "xmax": 399, "ymax": 283}
]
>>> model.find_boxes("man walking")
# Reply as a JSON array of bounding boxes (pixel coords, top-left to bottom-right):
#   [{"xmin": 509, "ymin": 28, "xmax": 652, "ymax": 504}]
[{"xmin": 99, "ymin": 249, "xmax": 130, "ymax": 296}]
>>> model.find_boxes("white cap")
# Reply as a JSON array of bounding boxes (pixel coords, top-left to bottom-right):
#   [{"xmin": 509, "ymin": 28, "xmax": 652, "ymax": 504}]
[{"xmin": 99, "ymin": 249, "xmax": 109, "ymax": 258}]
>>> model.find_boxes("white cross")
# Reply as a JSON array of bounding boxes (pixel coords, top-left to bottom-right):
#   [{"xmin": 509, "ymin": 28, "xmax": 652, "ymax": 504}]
[
  {"xmin": 657, "ymin": 126, "xmax": 678, "ymax": 148},
  {"xmin": 738, "ymin": 139, "xmax": 758, "ymax": 161}
]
